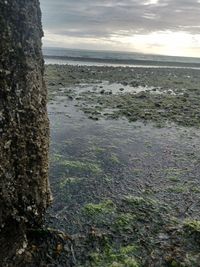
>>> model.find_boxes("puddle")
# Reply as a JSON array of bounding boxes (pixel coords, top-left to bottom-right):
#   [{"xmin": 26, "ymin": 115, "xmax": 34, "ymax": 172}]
[{"xmin": 59, "ymin": 81, "xmax": 183, "ymax": 96}]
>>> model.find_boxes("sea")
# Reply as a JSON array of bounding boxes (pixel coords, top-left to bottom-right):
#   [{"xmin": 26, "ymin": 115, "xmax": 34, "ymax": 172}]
[{"xmin": 43, "ymin": 47, "xmax": 200, "ymax": 69}]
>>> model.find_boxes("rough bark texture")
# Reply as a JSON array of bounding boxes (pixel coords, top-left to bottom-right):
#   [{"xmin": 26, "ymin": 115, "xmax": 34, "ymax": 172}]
[{"xmin": 0, "ymin": 0, "xmax": 51, "ymax": 263}]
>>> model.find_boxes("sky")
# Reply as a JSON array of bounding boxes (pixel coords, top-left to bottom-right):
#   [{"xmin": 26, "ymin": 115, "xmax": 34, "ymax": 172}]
[{"xmin": 40, "ymin": 0, "xmax": 200, "ymax": 57}]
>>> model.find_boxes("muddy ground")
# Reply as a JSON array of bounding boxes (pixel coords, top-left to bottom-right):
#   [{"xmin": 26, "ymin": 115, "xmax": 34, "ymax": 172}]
[{"xmin": 34, "ymin": 65, "xmax": 200, "ymax": 266}]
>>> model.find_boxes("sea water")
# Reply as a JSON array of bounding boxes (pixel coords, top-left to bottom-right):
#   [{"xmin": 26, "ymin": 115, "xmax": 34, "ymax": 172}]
[{"xmin": 43, "ymin": 47, "xmax": 200, "ymax": 69}]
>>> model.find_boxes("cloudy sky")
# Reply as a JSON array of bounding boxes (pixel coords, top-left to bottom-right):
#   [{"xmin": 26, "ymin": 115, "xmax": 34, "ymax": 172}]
[{"xmin": 40, "ymin": 0, "xmax": 200, "ymax": 57}]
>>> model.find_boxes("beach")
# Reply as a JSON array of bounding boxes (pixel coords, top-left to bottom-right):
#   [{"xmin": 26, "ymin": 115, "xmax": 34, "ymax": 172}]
[{"xmin": 45, "ymin": 63, "xmax": 200, "ymax": 266}]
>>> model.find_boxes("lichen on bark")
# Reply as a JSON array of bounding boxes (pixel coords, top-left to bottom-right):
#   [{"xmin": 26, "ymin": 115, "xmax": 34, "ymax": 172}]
[{"xmin": 0, "ymin": 0, "xmax": 51, "ymax": 262}]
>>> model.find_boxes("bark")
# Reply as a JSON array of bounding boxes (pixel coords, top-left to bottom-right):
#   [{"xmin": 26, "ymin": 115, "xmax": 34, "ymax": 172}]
[{"xmin": 0, "ymin": 0, "xmax": 51, "ymax": 263}]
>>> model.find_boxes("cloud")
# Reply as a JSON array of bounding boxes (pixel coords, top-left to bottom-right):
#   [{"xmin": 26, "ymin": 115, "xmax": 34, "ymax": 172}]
[
  {"xmin": 40, "ymin": 0, "xmax": 200, "ymax": 37},
  {"xmin": 40, "ymin": 0, "xmax": 200, "ymax": 56}
]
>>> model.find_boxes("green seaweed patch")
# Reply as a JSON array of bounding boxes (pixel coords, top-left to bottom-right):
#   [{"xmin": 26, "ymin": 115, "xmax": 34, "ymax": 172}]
[
  {"xmin": 91, "ymin": 146, "xmax": 107, "ymax": 154},
  {"xmin": 167, "ymin": 185, "xmax": 188, "ymax": 193},
  {"xmin": 60, "ymin": 177, "xmax": 84, "ymax": 188},
  {"xmin": 110, "ymin": 153, "xmax": 120, "ymax": 164},
  {"xmin": 103, "ymin": 175, "xmax": 114, "ymax": 183},
  {"xmin": 183, "ymin": 219, "xmax": 200, "ymax": 235},
  {"xmin": 123, "ymin": 196, "xmax": 157, "ymax": 208},
  {"xmin": 183, "ymin": 219, "xmax": 200, "ymax": 247},
  {"xmin": 165, "ymin": 167, "xmax": 185, "ymax": 182},
  {"xmin": 83, "ymin": 200, "xmax": 116, "ymax": 218},
  {"xmin": 88, "ymin": 245, "xmax": 140, "ymax": 267},
  {"xmin": 59, "ymin": 160, "xmax": 102, "ymax": 174},
  {"xmin": 168, "ymin": 176, "xmax": 180, "ymax": 182},
  {"xmin": 114, "ymin": 213, "xmax": 136, "ymax": 232},
  {"xmin": 191, "ymin": 186, "xmax": 200, "ymax": 193},
  {"xmin": 121, "ymin": 195, "xmax": 168, "ymax": 228},
  {"xmin": 51, "ymin": 153, "xmax": 64, "ymax": 163}
]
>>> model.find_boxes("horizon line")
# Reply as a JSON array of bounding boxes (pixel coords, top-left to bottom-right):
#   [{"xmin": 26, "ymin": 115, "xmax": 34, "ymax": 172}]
[{"xmin": 42, "ymin": 46, "xmax": 200, "ymax": 60}]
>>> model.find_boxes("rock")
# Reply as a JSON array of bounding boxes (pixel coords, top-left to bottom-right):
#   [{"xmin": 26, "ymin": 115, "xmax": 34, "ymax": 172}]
[
  {"xmin": 183, "ymin": 92, "xmax": 189, "ymax": 97},
  {"xmin": 116, "ymin": 104, "xmax": 123, "ymax": 108},
  {"xmin": 122, "ymin": 81, "xmax": 128, "ymax": 86},
  {"xmin": 136, "ymin": 92, "xmax": 147, "ymax": 99},
  {"xmin": 155, "ymin": 102, "xmax": 161, "ymax": 107},
  {"xmin": 130, "ymin": 80, "xmax": 140, "ymax": 87},
  {"xmin": 49, "ymin": 82, "xmax": 56, "ymax": 86}
]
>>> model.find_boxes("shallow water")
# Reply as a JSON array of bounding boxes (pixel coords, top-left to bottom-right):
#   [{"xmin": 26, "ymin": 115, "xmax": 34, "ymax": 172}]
[
  {"xmin": 59, "ymin": 81, "xmax": 182, "ymax": 97},
  {"xmin": 47, "ymin": 91, "xmax": 200, "ymax": 234},
  {"xmin": 45, "ymin": 58, "xmax": 200, "ymax": 70}
]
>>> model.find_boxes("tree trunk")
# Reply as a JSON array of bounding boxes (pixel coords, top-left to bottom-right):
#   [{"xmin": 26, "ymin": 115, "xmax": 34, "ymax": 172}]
[{"xmin": 0, "ymin": 0, "xmax": 51, "ymax": 262}]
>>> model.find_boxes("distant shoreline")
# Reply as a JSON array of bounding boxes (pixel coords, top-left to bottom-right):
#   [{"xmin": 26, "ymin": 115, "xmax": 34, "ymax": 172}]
[{"xmin": 44, "ymin": 55, "xmax": 200, "ymax": 69}]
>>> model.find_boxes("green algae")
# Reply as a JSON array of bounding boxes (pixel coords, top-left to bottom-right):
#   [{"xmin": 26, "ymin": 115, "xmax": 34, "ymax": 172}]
[
  {"xmin": 114, "ymin": 213, "xmax": 136, "ymax": 231},
  {"xmin": 60, "ymin": 177, "xmax": 84, "ymax": 188},
  {"xmin": 83, "ymin": 200, "xmax": 116, "ymax": 218},
  {"xmin": 84, "ymin": 245, "xmax": 139, "ymax": 267},
  {"xmin": 60, "ymin": 160, "xmax": 102, "ymax": 174},
  {"xmin": 183, "ymin": 220, "xmax": 200, "ymax": 235},
  {"xmin": 167, "ymin": 184, "xmax": 188, "ymax": 193},
  {"xmin": 123, "ymin": 196, "xmax": 157, "ymax": 208},
  {"xmin": 110, "ymin": 153, "xmax": 120, "ymax": 164},
  {"xmin": 91, "ymin": 146, "xmax": 106, "ymax": 154}
]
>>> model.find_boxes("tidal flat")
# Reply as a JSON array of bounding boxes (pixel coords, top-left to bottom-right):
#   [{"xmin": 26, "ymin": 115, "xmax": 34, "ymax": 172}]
[{"xmin": 45, "ymin": 64, "xmax": 200, "ymax": 266}]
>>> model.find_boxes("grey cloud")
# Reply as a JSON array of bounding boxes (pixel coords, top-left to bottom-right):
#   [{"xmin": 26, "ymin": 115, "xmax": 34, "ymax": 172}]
[{"xmin": 40, "ymin": 0, "xmax": 200, "ymax": 39}]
